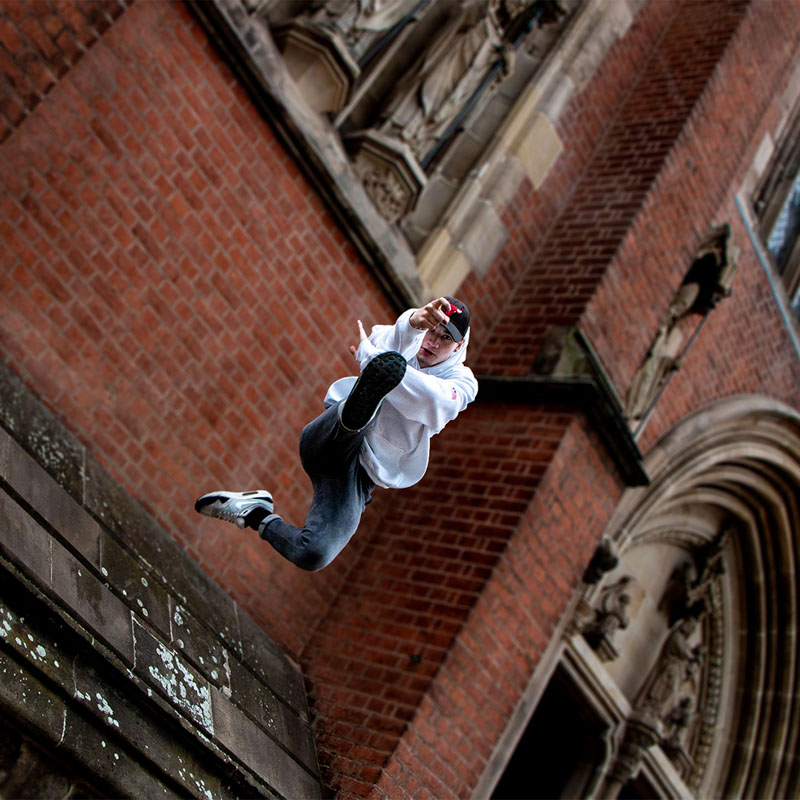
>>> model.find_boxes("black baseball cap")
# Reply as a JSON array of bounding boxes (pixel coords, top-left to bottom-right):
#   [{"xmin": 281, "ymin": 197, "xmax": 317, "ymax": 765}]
[{"xmin": 440, "ymin": 296, "xmax": 470, "ymax": 343}]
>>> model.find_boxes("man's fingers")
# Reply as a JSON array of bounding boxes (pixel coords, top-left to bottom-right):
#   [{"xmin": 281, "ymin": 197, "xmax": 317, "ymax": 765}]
[
  {"xmin": 349, "ymin": 320, "xmax": 368, "ymax": 359},
  {"xmin": 411, "ymin": 298, "xmax": 456, "ymax": 331},
  {"xmin": 431, "ymin": 297, "xmax": 449, "ymax": 315},
  {"xmin": 426, "ymin": 298, "xmax": 449, "ymax": 325}
]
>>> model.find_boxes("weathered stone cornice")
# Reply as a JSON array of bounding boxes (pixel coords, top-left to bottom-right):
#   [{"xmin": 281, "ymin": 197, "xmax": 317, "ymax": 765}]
[
  {"xmin": 477, "ymin": 327, "xmax": 649, "ymax": 486},
  {"xmin": 0, "ymin": 360, "xmax": 321, "ymax": 798}
]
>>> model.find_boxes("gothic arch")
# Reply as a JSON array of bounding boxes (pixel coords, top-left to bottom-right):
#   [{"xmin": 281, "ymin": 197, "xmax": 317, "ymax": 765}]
[
  {"xmin": 482, "ymin": 396, "xmax": 800, "ymax": 799},
  {"xmin": 601, "ymin": 396, "xmax": 800, "ymax": 798}
]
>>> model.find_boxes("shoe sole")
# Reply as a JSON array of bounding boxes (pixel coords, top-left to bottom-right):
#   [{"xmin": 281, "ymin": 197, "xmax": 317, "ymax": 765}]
[
  {"xmin": 341, "ymin": 351, "xmax": 407, "ymax": 430},
  {"xmin": 194, "ymin": 490, "xmax": 273, "ymax": 515}
]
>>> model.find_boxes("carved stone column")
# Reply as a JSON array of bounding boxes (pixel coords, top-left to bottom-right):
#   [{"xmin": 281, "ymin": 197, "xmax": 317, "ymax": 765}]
[{"xmin": 600, "ymin": 713, "xmax": 661, "ymax": 799}]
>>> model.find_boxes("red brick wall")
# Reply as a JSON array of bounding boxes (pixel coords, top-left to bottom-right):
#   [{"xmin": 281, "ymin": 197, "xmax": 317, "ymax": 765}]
[
  {"xmin": 0, "ymin": 0, "xmax": 130, "ymax": 142},
  {"xmin": 0, "ymin": 0, "xmax": 396, "ymax": 656}
]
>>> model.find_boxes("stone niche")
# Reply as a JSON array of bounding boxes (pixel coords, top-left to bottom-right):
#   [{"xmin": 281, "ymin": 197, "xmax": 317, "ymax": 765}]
[{"xmin": 0, "ymin": 361, "xmax": 321, "ymax": 799}]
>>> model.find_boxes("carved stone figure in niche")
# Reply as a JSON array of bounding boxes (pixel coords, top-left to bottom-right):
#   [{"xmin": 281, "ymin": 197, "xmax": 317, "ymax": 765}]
[
  {"xmin": 583, "ymin": 575, "xmax": 636, "ymax": 661},
  {"xmin": 625, "ymin": 224, "xmax": 736, "ymax": 427},
  {"xmin": 637, "ymin": 617, "xmax": 704, "ymax": 723},
  {"xmin": 663, "ymin": 695, "xmax": 696, "ymax": 752},
  {"xmin": 624, "ymin": 278, "xmax": 702, "ymax": 424},
  {"xmin": 660, "ymin": 530, "xmax": 729, "ymax": 625},
  {"xmin": 378, "ymin": 0, "xmax": 524, "ymax": 162},
  {"xmin": 660, "ymin": 560, "xmax": 697, "ymax": 626},
  {"xmin": 691, "ymin": 529, "xmax": 728, "ymax": 596},
  {"xmin": 303, "ymin": 0, "xmax": 422, "ymax": 61}
]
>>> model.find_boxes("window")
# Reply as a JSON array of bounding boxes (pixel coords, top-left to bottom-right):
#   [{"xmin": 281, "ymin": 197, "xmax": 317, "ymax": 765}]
[{"xmin": 755, "ymin": 102, "xmax": 800, "ymax": 317}]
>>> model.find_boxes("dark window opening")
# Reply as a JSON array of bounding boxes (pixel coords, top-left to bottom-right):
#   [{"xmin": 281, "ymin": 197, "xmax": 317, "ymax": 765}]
[{"xmin": 491, "ymin": 667, "xmax": 608, "ymax": 800}]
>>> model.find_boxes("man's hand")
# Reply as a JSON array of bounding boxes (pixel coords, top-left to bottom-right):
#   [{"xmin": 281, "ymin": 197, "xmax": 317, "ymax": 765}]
[
  {"xmin": 410, "ymin": 297, "xmax": 454, "ymax": 331},
  {"xmin": 349, "ymin": 319, "xmax": 368, "ymax": 358}
]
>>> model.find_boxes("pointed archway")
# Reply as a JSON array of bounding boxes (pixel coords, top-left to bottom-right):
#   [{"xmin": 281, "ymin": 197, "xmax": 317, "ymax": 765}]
[{"xmin": 481, "ymin": 396, "xmax": 800, "ymax": 799}]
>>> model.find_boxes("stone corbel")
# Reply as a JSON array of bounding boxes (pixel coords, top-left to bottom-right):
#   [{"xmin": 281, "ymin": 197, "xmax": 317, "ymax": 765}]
[
  {"xmin": 347, "ymin": 130, "xmax": 427, "ymax": 224},
  {"xmin": 271, "ymin": 17, "xmax": 360, "ymax": 113},
  {"xmin": 583, "ymin": 575, "xmax": 640, "ymax": 662}
]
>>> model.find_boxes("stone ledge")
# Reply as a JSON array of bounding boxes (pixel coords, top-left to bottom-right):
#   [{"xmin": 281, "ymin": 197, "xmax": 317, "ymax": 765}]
[
  {"xmin": 477, "ymin": 327, "xmax": 649, "ymax": 487},
  {"xmin": 0, "ymin": 359, "xmax": 321, "ymax": 798}
]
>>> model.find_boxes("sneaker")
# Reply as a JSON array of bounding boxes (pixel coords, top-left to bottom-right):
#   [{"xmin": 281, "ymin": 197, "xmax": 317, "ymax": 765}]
[
  {"xmin": 194, "ymin": 490, "xmax": 274, "ymax": 528},
  {"xmin": 341, "ymin": 351, "xmax": 406, "ymax": 430}
]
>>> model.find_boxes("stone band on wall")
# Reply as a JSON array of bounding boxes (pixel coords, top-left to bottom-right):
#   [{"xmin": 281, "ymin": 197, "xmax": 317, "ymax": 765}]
[{"xmin": 0, "ymin": 361, "xmax": 321, "ymax": 799}]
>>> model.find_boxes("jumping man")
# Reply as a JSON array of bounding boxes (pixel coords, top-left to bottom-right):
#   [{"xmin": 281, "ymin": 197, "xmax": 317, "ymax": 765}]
[{"xmin": 195, "ymin": 296, "xmax": 477, "ymax": 571}]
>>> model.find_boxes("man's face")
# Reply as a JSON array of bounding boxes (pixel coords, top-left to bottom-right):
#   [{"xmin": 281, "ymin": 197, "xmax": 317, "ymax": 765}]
[{"xmin": 416, "ymin": 326, "xmax": 463, "ymax": 368}]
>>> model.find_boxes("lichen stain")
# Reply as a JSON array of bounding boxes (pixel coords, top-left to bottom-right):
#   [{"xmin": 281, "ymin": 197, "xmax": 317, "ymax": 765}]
[{"xmin": 147, "ymin": 641, "xmax": 214, "ymax": 734}]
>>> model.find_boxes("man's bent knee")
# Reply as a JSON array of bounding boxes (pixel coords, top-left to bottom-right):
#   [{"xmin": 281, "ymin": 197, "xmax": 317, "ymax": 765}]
[
  {"xmin": 295, "ymin": 545, "xmax": 335, "ymax": 572},
  {"xmin": 294, "ymin": 535, "xmax": 337, "ymax": 572}
]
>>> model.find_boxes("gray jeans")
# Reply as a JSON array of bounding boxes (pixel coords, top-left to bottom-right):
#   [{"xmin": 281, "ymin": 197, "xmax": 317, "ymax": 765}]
[{"xmin": 258, "ymin": 402, "xmax": 375, "ymax": 571}]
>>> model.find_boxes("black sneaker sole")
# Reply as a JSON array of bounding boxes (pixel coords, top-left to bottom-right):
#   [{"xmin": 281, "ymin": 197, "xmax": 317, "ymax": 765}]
[{"xmin": 341, "ymin": 351, "xmax": 407, "ymax": 430}]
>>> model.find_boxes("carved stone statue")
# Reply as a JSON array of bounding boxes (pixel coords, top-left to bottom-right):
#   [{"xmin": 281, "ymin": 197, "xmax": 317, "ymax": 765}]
[
  {"xmin": 625, "ymin": 279, "xmax": 701, "ymax": 424},
  {"xmin": 305, "ymin": 0, "xmax": 422, "ymax": 60},
  {"xmin": 378, "ymin": 0, "xmax": 524, "ymax": 161},
  {"xmin": 583, "ymin": 575, "xmax": 635, "ymax": 660},
  {"xmin": 626, "ymin": 224, "xmax": 736, "ymax": 427},
  {"xmin": 659, "ymin": 560, "xmax": 697, "ymax": 626},
  {"xmin": 660, "ymin": 531, "xmax": 729, "ymax": 625},
  {"xmin": 637, "ymin": 617, "xmax": 703, "ymax": 723},
  {"xmin": 663, "ymin": 695, "xmax": 695, "ymax": 752}
]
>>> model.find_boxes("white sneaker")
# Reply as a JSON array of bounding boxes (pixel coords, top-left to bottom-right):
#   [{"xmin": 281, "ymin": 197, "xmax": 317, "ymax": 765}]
[{"xmin": 194, "ymin": 490, "xmax": 274, "ymax": 528}]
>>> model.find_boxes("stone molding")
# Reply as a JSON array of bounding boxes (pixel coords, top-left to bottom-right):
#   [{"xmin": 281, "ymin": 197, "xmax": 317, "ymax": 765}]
[
  {"xmin": 478, "ymin": 325, "xmax": 649, "ymax": 486},
  {"xmin": 189, "ymin": 0, "xmax": 645, "ymax": 302},
  {"xmin": 0, "ymin": 361, "xmax": 321, "ymax": 799}
]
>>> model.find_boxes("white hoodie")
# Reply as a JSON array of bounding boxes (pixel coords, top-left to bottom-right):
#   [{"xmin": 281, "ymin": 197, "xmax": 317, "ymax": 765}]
[{"xmin": 324, "ymin": 309, "xmax": 478, "ymax": 489}]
